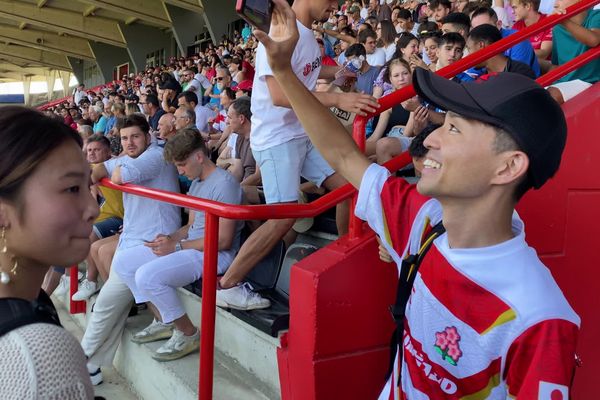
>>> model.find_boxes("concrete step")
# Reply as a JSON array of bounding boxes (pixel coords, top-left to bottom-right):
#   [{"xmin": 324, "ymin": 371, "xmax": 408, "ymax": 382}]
[{"xmin": 55, "ymin": 284, "xmax": 281, "ymax": 400}]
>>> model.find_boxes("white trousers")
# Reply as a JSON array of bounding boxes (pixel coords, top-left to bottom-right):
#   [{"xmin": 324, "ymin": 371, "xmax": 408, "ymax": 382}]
[
  {"xmin": 114, "ymin": 245, "xmax": 233, "ymax": 324},
  {"xmin": 80, "ymin": 270, "xmax": 133, "ymax": 367}
]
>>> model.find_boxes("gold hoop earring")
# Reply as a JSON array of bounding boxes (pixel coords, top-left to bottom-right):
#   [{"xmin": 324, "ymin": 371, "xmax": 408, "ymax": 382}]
[
  {"xmin": 0, "ymin": 227, "xmax": 17, "ymax": 284},
  {"xmin": 1, "ymin": 226, "xmax": 7, "ymax": 253}
]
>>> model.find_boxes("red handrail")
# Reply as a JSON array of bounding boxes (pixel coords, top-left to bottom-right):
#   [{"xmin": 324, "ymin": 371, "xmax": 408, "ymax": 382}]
[{"xmin": 90, "ymin": 1, "xmax": 599, "ymax": 398}]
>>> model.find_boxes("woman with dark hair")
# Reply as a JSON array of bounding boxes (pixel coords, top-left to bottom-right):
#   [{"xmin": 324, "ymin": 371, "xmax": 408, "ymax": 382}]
[
  {"xmin": 0, "ymin": 106, "xmax": 99, "ymax": 399},
  {"xmin": 376, "ymin": 20, "xmax": 398, "ymax": 62}
]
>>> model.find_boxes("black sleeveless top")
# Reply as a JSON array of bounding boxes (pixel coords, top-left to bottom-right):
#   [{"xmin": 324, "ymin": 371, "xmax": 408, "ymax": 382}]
[{"xmin": 385, "ymin": 104, "xmax": 411, "ymax": 133}]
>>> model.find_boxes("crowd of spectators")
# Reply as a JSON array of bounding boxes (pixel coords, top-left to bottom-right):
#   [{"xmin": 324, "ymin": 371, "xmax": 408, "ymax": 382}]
[{"xmin": 38, "ymin": 0, "xmax": 597, "ymax": 386}]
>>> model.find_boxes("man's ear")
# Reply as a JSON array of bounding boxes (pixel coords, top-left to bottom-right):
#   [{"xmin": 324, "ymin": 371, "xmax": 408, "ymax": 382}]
[{"xmin": 492, "ymin": 151, "xmax": 529, "ymax": 186}]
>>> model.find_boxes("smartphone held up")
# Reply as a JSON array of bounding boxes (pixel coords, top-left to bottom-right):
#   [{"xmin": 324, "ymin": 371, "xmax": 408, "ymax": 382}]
[{"xmin": 235, "ymin": 0, "xmax": 294, "ymax": 33}]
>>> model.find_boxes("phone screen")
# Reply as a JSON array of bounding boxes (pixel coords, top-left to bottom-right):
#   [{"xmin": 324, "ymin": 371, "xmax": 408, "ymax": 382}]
[{"xmin": 236, "ymin": 0, "xmax": 273, "ymax": 33}]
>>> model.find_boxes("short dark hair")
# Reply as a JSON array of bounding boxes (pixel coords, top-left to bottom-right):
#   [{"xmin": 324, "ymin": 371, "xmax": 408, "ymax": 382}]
[
  {"xmin": 345, "ymin": 43, "xmax": 367, "ymax": 58},
  {"xmin": 178, "ymin": 91, "xmax": 199, "ymax": 106},
  {"xmin": 429, "ymin": 0, "xmax": 451, "ymax": 9},
  {"xmin": 409, "ymin": 124, "xmax": 440, "ymax": 159},
  {"xmin": 229, "ymin": 96, "xmax": 252, "ymax": 120},
  {"xmin": 358, "ymin": 28, "xmax": 377, "ymax": 44},
  {"xmin": 397, "ymin": 9, "xmax": 412, "ymax": 20},
  {"xmin": 515, "ymin": 0, "xmax": 541, "ymax": 12},
  {"xmin": 468, "ymin": 24, "xmax": 502, "ymax": 44},
  {"xmin": 442, "ymin": 12, "xmax": 471, "ymax": 34},
  {"xmin": 440, "ymin": 32, "xmax": 466, "ymax": 48},
  {"xmin": 122, "ymin": 114, "xmax": 150, "ymax": 135},
  {"xmin": 471, "ymin": 6, "xmax": 498, "ymax": 22},
  {"xmin": 145, "ymin": 94, "xmax": 160, "ymax": 108},
  {"xmin": 163, "ymin": 128, "xmax": 208, "ymax": 162},
  {"xmin": 87, "ymin": 134, "xmax": 111, "ymax": 149}
]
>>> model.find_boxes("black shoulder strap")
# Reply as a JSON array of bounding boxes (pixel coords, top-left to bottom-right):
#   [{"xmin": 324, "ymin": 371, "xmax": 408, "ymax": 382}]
[
  {"xmin": 0, "ymin": 290, "xmax": 61, "ymax": 337},
  {"xmin": 386, "ymin": 221, "xmax": 445, "ymax": 381}
]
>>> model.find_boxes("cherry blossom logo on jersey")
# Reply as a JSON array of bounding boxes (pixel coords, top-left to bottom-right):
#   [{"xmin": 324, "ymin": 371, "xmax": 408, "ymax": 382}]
[{"xmin": 434, "ymin": 326, "xmax": 462, "ymax": 366}]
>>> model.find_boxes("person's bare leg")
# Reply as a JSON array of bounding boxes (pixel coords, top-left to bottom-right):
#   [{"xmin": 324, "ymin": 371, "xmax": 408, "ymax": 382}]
[
  {"xmin": 85, "ymin": 231, "xmax": 100, "ymax": 283},
  {"xmin": 96, "ymin": 235, "xmax": 119, "ymax": 282},
  {"xmin": 147, "ymin": 302, "xmax": 163, "ymax": 322},
  {"xmin": 42, "ymin": 268, "xmax": 63, "ymax": 295},
  {"xmin": 376, "ymin": 137, "xmax": 404, "ymax": 165},
  {"xmin": 322, "ymin": 173, "xmax": 349, "ymax": 236},
  {"xmin": 219, "ymin": 215, "xmax": 296, "ymax": 289},
  {"xmin": 172, "ymin": 314, "xmax": 196, "ymax": 336}
]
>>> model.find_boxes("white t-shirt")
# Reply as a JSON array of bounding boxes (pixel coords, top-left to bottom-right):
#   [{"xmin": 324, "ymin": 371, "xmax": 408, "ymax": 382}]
[
  {"xmin": 186, "ymin": 78, "xmax": 206, "ymax": 102},
  {"xmin": 367, "ymin": 48, "xmax": 387, "ymax": 67},
  {"xmin": 194, "ymin": 104, "xmax": 216, "ymax": 132},
  {"xmin": 383, "ymin": 44, "xmax": 396, "ymax": 63},
  {"xmin": 250, "ymin": 20, "xmax": 322, "ymax": 151}
]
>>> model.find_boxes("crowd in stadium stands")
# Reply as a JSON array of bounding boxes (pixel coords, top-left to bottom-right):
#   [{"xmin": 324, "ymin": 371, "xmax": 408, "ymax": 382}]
[{"xmin": 37, "ymin": 0, "xmax": 597, "ymax": 385}]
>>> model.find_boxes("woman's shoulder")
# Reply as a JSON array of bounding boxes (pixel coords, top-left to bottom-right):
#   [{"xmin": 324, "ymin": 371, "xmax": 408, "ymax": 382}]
[{"xmin": 0, "ymin": 323, "xmax": 94, "ymax": 399}]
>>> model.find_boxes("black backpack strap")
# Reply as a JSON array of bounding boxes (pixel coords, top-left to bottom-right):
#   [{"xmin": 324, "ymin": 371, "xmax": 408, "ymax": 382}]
[
  {"xmin": 0, "ymin": 290, "xmax": 61, "ymax": 337},
  {"xmin": 386, "ymin": 221, "xmax": 445, "ymax": 382}
]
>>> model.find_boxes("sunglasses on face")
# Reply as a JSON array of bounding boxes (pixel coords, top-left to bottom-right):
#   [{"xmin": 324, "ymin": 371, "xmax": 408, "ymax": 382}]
[{"xmin": 216, "ymin": 77, "xmax": 225, "ymax": 81}]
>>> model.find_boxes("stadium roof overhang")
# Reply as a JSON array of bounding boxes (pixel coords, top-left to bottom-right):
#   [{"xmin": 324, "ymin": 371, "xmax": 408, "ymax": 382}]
[{"xmin": 0, "ymin": 0, "xmax": 206, "ymax": 84}]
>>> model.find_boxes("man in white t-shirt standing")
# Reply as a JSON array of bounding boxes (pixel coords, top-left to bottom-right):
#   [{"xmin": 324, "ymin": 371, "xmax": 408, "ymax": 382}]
[{"xmin": 216, "ymin": 0, "xmax": 380, "ymax": 309}]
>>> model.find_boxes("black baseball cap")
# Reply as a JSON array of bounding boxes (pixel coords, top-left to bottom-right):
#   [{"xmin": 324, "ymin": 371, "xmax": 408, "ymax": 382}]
[{"xmin": 412, "ymin": 68, "xmax": 567, "ymax": 189}]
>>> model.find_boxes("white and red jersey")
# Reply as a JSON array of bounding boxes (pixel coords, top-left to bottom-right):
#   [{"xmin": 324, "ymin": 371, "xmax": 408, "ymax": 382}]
[{"xmin": 355, "ymin": 164, "xmax": 580, "ymax": 400}]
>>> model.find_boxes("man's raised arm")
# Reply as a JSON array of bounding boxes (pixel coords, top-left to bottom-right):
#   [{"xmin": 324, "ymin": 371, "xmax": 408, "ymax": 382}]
[{"xmin": 253, "ymin": 0, "xmax": 378, "ymax": 188}]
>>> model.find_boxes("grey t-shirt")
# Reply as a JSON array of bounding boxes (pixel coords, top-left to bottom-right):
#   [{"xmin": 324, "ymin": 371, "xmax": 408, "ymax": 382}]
[{"xmin": 187, "ymin": 167, "xmax": 243, "ymax": 258}]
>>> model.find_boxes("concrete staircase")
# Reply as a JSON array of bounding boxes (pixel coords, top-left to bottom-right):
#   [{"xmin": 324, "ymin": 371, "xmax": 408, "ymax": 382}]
[{"xmin": 55, "ymin": 285, "xmax": 281, "ymax": 400}]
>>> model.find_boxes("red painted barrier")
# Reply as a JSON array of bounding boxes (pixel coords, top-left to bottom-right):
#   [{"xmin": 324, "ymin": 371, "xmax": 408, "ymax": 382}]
[
  {"xmin": 517, "ymin": 82, "xmax": 600, "ymax": 398},
  {"xmin": 85, "ymin": 0, "xmax": 598, "ymax": 397}
]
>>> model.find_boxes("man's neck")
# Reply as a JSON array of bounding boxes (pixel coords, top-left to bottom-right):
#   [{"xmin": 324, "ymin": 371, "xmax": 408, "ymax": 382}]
[
  {"xmin": 199, "ymin": 161, "xmax": 217, "ymax": 181},
  {"xmin": 293, "ymin": 1, "xmax": 314, "ymax": 28},
  {"xmin": 149, "ymin": 106, "xmax": 157, "ymax": 117},
  {"xmin": 524, "ymin": 12, "xmax": 540, "ymax": 27},
  {"xmin": 239, "ymin": 124, "xmax": 251, "ymax": 138},
  {"xmin": 360, "ymin": 62, "xmax": 371, "ymax": 73},
  {"xmin": 439, "ymin": 192, "xmax": 516, "ymax": 249},
  {"xmin": 485, "ymin": 54, "xmax": 508, "ymax": 73}
]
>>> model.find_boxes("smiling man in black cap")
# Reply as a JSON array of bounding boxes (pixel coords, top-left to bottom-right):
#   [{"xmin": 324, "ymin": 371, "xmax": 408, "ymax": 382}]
[{"xmin": 253, "ymin": 1, "xmax": 580, "ymax": 399}]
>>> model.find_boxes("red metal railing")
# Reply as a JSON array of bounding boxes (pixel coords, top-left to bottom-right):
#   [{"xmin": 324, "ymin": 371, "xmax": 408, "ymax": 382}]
[{"xmin": 83, "ymin": 1, "xmax": 600, "ymax": 398}]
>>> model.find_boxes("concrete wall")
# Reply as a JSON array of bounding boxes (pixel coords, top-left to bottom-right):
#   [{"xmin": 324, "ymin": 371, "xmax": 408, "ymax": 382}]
[
  {"xmin": 119, "ymin": 23, "xmax": 175, "ymax": 72},
  {"xmin": 88, "ymin": 42, "xmax": 131, "ymax": 83}
]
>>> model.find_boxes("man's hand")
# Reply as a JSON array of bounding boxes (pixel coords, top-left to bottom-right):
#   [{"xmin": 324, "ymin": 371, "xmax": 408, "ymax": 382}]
[
  {"xmin": 336, "ymin": 92, "xmax": 380, "ymax": 116},
  {"xmin": 376, "ymin": 236, "xmax": 393, "ymax": 263},
  {"xmin": 411, "ymin": 105, "xmax": 429, "ymax": 137},
  {"xmin": 252, "ymin": 0, "xmax": 299, "ymax": 74},
  {"xmin": 144, "ymin": 234, "xmax": 176, "ymax": 256}
]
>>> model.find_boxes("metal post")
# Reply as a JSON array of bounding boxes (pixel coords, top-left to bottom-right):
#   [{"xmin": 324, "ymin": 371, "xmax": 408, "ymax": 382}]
[
  {"xmin": 69, "ymin": 265, "xmax": 86, "ymax": 314},
  {"xmin": 199, "ymin": 213, "xmax": 219, "ymax": 400}
]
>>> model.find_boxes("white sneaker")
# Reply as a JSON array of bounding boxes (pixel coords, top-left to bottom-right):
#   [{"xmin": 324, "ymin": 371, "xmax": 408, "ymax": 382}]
[
  {"xmin": 53, "ymin": 271, "xmax": 85, "ymax": 297},
  {"xmin": 131, "ymin": 319, "xmax": 174, "ymax": 344},
  {"xmin": 87, "ymin": 362, "xmax": 103, "ymax": 386},
  {"xmin": 72, "ymin": 279, "xmax": 98, "ymax": 301},
  {"xmin": 216, "ymin": 283, "xmax": 271, "ymax": 311},
  {"xmin": 53, "ymin": 276, "xmax": 70, "ymax": 297},
  {"xmin": 152, "ymin": 328, "xmax": 200, "ymax": 362}
]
